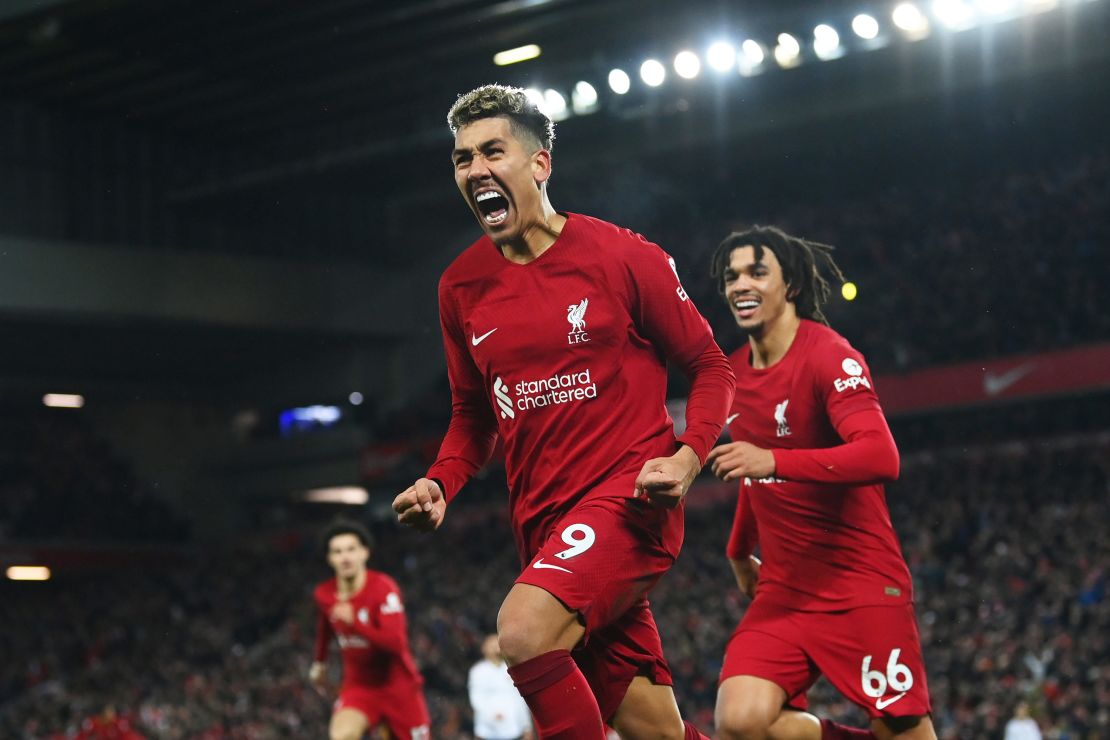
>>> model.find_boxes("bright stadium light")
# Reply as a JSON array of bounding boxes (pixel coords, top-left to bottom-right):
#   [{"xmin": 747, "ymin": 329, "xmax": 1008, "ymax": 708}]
[
  {"xmin": 640, "ymin": 58, "xmax": 666, "ymax": 87},
  {"xmin": 852, "ymin": 13, "xmax": 881, "ymax": 39},
  {"xmin": 304, "ymin": 486, "xmax": 369, "ymax": 505},
  {"xmin": 571, "ymin": 81, "xmax": 598, "ymax": 114},
  {"xmin": 1023, "ymin": 0, "xmax": 1058, "ymax": 13},
  {"xmin": 43, "ymin": 393, "xmax": 84, "ymax": 409},
  {"xmin": 524, "ymin": 87, "xmax": 545, "ymax": 110},
  {"xmin": 7, "ymin": 566, "xmax": 51, "ymax": 581},
  {"xmin": 933, "ymin": 0, "xmax": 978, "ymax": 28},
  {"xmin": 813, "ymin": 24, "xmax": 843, "ymax": 60},
  {"xmin": 706, "ymin": 41, "xmax": 736, "ymax": 71},
  {"xmin": 976, "ymin": 0, "xmax": 1017, "ymax": 14},
  {"xmin": 492, "ymin": 44, "xmax": 541, "ymax": 66},
  {"xmin": 842, "ymin": 282, "xmax": 859, "ymax": 301},
  {"xmin": 774, "ymin": 33, "xmax": 801, "ymax": 67},
  {"xmin": 738, "ymin": 39, "xmax": 766, "ymax": 75},
  {"xmin": 893, "ymin": 3, "xmax": 931, "ymax": 37},
  {"xmin": 543, "ymin": 89, "xmax": 569, "ymax": 120},
  {"xmin": 673, "ymin": 50, "xmax": 701, "ymax": 79},
  {"xmin": 348, "ymin": 391, "xmax": 364, "ymax": 406},
  {"xmin": 608, "ymin": 68, "xmax": 631, "ymax": 94}
]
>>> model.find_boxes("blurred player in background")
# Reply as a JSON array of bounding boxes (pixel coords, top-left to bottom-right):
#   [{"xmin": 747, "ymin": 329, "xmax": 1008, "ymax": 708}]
[
  {"xmin": 310, "ymin": 520, "xmax": 430, "ymax": 740},
  {"xmin": 706, "ymin": 225, "xmax": 936, "ymax": 740},
  {"xmin": 468, "ymin": 634, "xmax": 533, "ymax": 740},
  {"xmin": 393, "ymin": 84, "xmax": 734, "ymax": 739}
]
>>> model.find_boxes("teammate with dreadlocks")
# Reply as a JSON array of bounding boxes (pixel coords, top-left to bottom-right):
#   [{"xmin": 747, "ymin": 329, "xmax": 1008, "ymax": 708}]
[{"xmin": 706, "ymin": 226, "xmax": 936, "ymax": 740}]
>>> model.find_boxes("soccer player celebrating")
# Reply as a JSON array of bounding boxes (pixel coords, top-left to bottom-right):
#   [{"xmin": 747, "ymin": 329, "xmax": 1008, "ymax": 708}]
[
  {"xmin": 392, "ymin": 84, "xmax": 734, "ymax": 740},
  {"xmin": 310, "ymin": 520, "xmax": 430, "ymax": 740},
  {"xmin": 706, "ymin": 226, "xmax": 936, "ymax": 740}
]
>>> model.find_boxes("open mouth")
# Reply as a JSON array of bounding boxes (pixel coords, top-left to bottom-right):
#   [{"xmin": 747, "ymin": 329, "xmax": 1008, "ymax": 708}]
[
  {"xmin": 475, "ymin": 190, "xmax": 509, "ymax": 225},
  {"xmin": 732, "ymin": 296, "xmax": 761, "ymax": 320}
]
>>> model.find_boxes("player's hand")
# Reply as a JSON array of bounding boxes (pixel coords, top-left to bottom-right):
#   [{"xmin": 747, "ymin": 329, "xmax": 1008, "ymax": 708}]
[
  {"xmin": 634, "ymin": 445, "xmax": 701, "ymax": 509},
  {"xmin": 308, "ymin": 661, "xmax": 328, "ymax": 696},
  {"xmin": 706, "ymin": 442, "xmax": 776, "ymax": 481},
  {"xmin": 392, "ymin": 478, "xmax": 446, "ymax": 531},
  {"xmin": 731, "ymin": 555, "xmax": 761, "ymax": 599},
  {"xmin": 331, "ymin": 602, "xmax": 354, "ymax": 624}
]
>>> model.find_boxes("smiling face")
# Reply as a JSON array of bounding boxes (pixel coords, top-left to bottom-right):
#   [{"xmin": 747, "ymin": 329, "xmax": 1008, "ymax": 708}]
[
  {"xmin": 451, "ymin": 116, "xmax": 551, "ymax": 246},
  {"xmin": 326, "ymin": 533, "xmax": 369, "ymax": 580},
  {"xmin": 721, "ymin": 244, "xmax": 797, "ymax": 338}
]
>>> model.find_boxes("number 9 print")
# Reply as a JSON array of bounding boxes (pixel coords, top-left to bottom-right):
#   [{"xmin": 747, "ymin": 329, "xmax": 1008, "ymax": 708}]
[{"xmin": 554, "ymin": 524, "xmax": 596, "ymax": 560}]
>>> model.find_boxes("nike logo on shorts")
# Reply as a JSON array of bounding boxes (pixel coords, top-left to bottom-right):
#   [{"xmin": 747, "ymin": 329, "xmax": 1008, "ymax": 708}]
[
  {"xmin": 726, "ymin": 413, "xmax": 740, "ymax": 424},
  {"xmin": 471, "ymin": 328, "xmax": 497, "ymax": 346},
  {"xmin": 532, "ymin": 558, "xmax": 572, "ymax": 573},
  {"xmin": 875, "ymin": 692, "xmax": 907, "ymax": 710}
]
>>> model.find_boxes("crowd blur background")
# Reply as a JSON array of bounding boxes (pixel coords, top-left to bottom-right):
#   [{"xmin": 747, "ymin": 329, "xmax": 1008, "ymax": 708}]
[{"xmin": 0, "ymin": 1, "xmax": 1107, "ymax": 738}]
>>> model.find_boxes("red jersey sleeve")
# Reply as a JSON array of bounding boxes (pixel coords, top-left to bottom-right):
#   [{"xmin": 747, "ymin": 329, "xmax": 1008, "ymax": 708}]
[
  {"xmin": 426, "ymin": 278, "xmax": 499, "ymax": 502},
  {"xmin": 313, "ymin": 590, "xmax": 332, "ymax": 663},
  {"xmin": 347, "ymin": 580, "xmax": 409, "ymax": 655},
  {"xmin": 771, "ymin": 340, "xmax": 899, "ymax": 484},
  {"xmin": 624, "ymin": 242, "xmax": 734, "ymax": 463},
  {"xmin": 726, "ymin": 484, "xmax": 759, "ymax": 559}
]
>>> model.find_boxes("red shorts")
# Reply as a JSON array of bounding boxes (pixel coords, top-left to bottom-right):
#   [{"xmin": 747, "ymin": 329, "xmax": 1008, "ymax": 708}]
[
  {"xmin": 720, "ymin": 599, "xmax": 931, "ymax": 719},
  {"xmin": 515, "ymin": 491, "xmax": 683, "ymax": 721},
  {"xmin": 334, "ymin": 684, "xmax": 431, "ymax": 739}
]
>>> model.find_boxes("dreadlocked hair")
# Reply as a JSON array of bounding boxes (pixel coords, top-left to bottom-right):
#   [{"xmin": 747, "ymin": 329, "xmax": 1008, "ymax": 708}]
[{"xmin": 709, "ymin": 224, "xmax": 845, "ymax": 326}]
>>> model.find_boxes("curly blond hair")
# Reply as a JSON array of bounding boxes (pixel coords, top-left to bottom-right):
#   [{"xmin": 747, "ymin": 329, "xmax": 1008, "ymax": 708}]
[{"xmin": 447, "ymin": 84, "xmax": 555, "ymax": 151}]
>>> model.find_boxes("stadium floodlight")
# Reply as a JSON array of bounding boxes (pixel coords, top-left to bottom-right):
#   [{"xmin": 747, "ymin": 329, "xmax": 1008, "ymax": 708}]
[
  {"xmin": 543, "ymin": 89, "xmax": 569, "ymax": 120},
  {"xmin": 7, "ymin": 566, "xmax": 51, "ymax": 581},
  {"xmin": 892, "ymin": 2, "xmax": 931, "ymax": 37},
  {"xmin": 571, "ymin": 81, "xmax": 598, "ymax": 114},
  {"xmin": 933, "ymin": 0, "xmax": 978, "ymax": 28},
  {"xmin": 842, "ymin": 282, "xmax": 859, "ymax": 301},
  {"xmin": 976, "ymin": 0, "xmax": 1017, "ymax": 14},
  {"xmin": 524, "ymin": 87, "xmax": 545, "ymax": 110},
  {"xmin": 43, "ymin": 393, "xmax": 84, "ymax": 408},
  {"xmin": 640, "ymin": 58, "xmax": 666, "ymax": 87},
  {"xmin": 304, "ymin": 486, "xmax": 370, "ymax": 505},
  {"xmin": 852, "ymin": 13, "xmax": 881, "ymax": 39},
  {"xmin": 706, "ymin": 41, "xmax": 736, "ymax": 71},
  {"xmin": 738, "ymin": 39, "xmax": 766, "ymax": 75},
  {"xmin": 608, "ymin": 68, "xmax": 631, "ymax": 94},
  {"xmin": 348, "ymin": 391, "xmax": 364, "ymax": 406},
  {"xmin": 773, "ymin": 33, "xmax": 802, "ymax": 67},
  {"xmin": 813, "ymin": 24, "xmax": 843, "ymax": 60},
  {"xmin": 493, "ymin": 44, "xmax": 542, "ymax": 66},
  {"xmin": 674, "ymin": 50, "xmax": 701, "ymax": 79}
]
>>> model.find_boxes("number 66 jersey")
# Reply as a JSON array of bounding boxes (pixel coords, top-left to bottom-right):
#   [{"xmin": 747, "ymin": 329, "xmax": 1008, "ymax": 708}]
[{"xmin": 426, "ymin": 212, "xmax": 734, "ymax": 563}]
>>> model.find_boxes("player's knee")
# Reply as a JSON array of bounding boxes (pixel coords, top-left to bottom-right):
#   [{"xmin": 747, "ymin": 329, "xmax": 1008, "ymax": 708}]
[
  {"xmin": 715, "ymin": 705, "xmax": 775, "ymax": 740},
  {"xmin": 496, "ymin": 618, "xmax": 548, "ymax": 665},
  {"xmin": 329, "ymin": 727, "xmax": 362, "ymax": 740}
]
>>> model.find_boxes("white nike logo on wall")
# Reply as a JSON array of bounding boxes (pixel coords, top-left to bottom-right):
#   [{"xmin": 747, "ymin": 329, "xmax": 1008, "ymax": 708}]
[
  {"xmin": 532, "ymin": 558, "xmax": 572, "ymax": 573},
  {"xmin": 983, "ymin": 363, "xmax": 1034, "ymax": 396},
  {"xmin": 875, "ymin": 692, "xmax": 907, "ymax": 710},
  {"xmin": 471, "ymin": 328, "xmax": 497, "ymax": 346}
]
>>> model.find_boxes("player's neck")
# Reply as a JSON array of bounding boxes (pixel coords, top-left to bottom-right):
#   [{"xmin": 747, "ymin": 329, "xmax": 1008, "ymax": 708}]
[
  {"xmin": 748, "ymin": 314, "xmax": 800, "ymax": 369},
  {"xmin": 336, "ymin": 569, "xmax": 367, "ymax": 598},
  {"xmin": 499, "ymin": 200, "xmax": 565, "ymax": 264}
]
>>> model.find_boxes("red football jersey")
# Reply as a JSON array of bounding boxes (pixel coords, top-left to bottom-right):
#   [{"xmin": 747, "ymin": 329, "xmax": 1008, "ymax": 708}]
[
  {"xmin": 725, "ymin": 320, "xmax": 913, "ymax": 611},
  {"xmin": 314, "ymin": 571, "xmax": 423, "ymax": 691},
  {"xmin": 427, "ymin": 212, "xmax": 733, "ymax": 560}
]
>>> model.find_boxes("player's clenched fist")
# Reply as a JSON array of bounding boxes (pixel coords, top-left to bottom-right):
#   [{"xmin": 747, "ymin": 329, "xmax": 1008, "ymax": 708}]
[
  {"xmin": 308, "ymin": 660, "xmax": 328, "ymax": 696},
  {"xmin": 707, "ymin": 441, "xmax": 776, "ymax": 481},
  {"xmin": 393, "ymin": 478, "xmax": 446, "ymax": 531},
  {"xmin": 634, "ymin": 445, "xmax": 701, "ymax": 509}
]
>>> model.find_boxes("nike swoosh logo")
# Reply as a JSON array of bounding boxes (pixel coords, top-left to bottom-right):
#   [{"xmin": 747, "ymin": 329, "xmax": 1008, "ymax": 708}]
[
  {"xmin": 983, "ymin": 363, "xmax": 1034, "ymax": 396},
  {"xmin": 875, "ymin": 692, "xmax": 907, "ymax": 710},
  {"xmin": 726, "ymin": 413, "xmax": 740, "ymax": 424},
  {"xmin": 532, "ymin": 558, "xmax": 572, "ymax": 573},
  {"xmin": 471, "ymin": 328, "xmax": 497, "ymax": 346}
]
